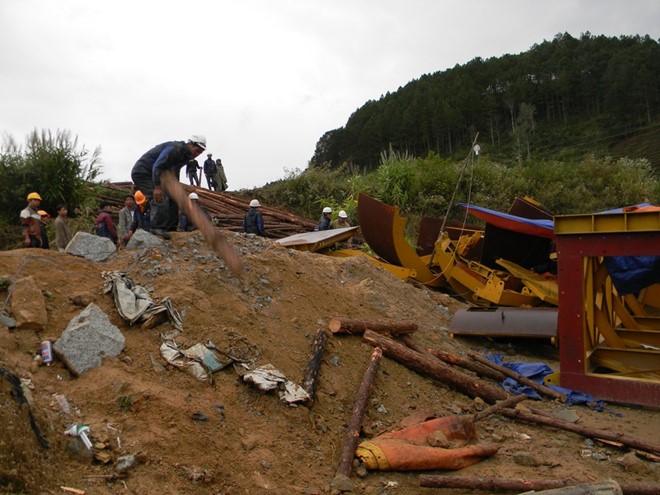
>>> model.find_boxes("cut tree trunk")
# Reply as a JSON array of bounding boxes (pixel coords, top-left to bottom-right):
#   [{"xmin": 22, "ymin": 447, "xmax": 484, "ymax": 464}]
[
  {"xmin": 419, "ymin": 476, "xmax": 658, "ymax": 495},
  {"xmin": 500, "ymin": 407, "xmax": 660, "ymax": 456},
  {"xmin": 302, "ymin": 329, "xmax": 328, "ymax": 407},
  {"xmin": 329, "ymin": 317, "xmax": 418, "ymax": 335},
  {"xmin": 518, "ymin": 480, "xmax": 622, "ymax": 495},
  {"xmin": 472, "ymin": 395, "xmax": 528, "ymax": 422},
  {"xmin": 335, "ymin": 347, "xmax": 383, "ymax": 478},
  {"xmin": 361, "ymin": 330, "xmax": 508, "ymax": 404},
  {"xmin": 428, "ymin": 347, "xmax": 506, "ymax": 382}
]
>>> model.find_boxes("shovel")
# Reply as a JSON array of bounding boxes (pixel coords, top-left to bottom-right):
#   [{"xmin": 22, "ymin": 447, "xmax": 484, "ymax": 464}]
[{"xmin": 160, "ymin": 170, "xmax": 243, "ymax": 275}]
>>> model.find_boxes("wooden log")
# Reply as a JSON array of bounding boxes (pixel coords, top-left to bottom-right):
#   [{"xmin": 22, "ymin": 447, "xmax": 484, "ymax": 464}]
[
  {"xmin": 302, "ymin": 329, "xmax": 328, "ymax": 408},
  {"xmin": 428, "ymin": 347, "xmax": 507, "ymax": 382},
  {"xmin": 161, "ymin": 171, "xmax": 243, "ymax": 275},
  {"xmin": 329, "ymin": 317, "xmax": 418, "ymax": 335},
  {"xmin": 335, "ymin": 347, "xmax": 383, "ymax": 478},
  {"xmin": 467, "ymin": 351, "xmax": 567, "ymax": 403},
  {"xmin": 518, "ymin": 480, "xmax": 622, "ymax": 495},
  {"xmin": 500, "ymin": 407, "xmax": 660, "ymax": 456},
  {"xmin": 361, "ymin": 330, "xmax": 508, "ymax": 404},
  {"xmin": 104, "ymin": 181, "xmax": 316, "ymax": 239},
  {"xmin": 418, "ymin": 476, "xmax": 658, "ymax": 495},
  {"xmin": 472, "ymin": 395, "xmax": 528, "ymax": 422}
]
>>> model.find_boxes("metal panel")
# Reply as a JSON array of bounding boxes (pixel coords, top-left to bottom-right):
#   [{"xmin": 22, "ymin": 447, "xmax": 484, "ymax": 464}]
[
  {"xmin": 449, "ymin": 307, "xmax": 557, "ymax": 340},
  {"xmin": 554, "ymin": 211, "xmax": 660, "ymax": 234},
  {"xmin": 555, "ymin": 223, "xmax": 660, "ymax": 407}
]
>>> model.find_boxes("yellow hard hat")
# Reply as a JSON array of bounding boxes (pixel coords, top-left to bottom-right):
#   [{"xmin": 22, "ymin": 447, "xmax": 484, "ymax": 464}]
[
  {"xmin": 38, "ymin": 210, "xmax": 50, "ymax": 218},
  {"xmin": 27, "ymin": 192, "xmax": 42, "ymax": 201}
]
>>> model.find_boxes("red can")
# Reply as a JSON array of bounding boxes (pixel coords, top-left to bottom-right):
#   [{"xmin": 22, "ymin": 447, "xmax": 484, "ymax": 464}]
[{"xmin": 40, "ymin": 340, "xmax": 53, "ymax": 365}]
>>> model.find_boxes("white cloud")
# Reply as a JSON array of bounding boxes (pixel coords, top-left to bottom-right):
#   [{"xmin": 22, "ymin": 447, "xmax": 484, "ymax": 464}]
[{"xmin": 1, "ymin": 0, "xmax": 658, "ymax": 189}]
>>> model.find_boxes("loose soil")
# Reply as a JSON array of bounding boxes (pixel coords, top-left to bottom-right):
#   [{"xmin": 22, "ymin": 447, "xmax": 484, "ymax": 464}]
[{"xmin": 0, "ymin": 231, "xmax": 658, "ymax": 495}]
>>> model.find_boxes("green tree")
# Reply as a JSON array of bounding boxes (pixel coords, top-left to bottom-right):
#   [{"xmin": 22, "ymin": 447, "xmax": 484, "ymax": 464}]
[{"xmin": 0, "ymin": 129, "xmax": 102, "ymax": 249}]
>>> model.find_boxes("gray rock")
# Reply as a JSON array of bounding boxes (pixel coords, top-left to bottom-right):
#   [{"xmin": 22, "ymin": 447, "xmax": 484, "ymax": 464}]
[
  {"xmin": 66, "ymin": 438, "xmax": 94, "ymax": 462},
  {"xmin": 0, "ymin": 313, "xmax": 17, "ymax": 328},
  {"xmin": 619, "ymin": 452, "xmax": 652, "ymax": 474},
  {"xmin": 53, "ymin": 303, "xmax": 125, "ymax": 376},
  {"xmin": 65, "ymin": 232, "xmax": 116, "ymax": 262},
  {"xmin": 330, "ymin": 473, "xmax": 354, "ymax": 492},
  {"xmin": 513, "ymin": 451, "xmax": 539, "ymax": 467},
  {"xmin": 116, "ymin": 454, "xmax": 138, "ymax": 473},
  {"xmin": 126, "ymin": 229, "xmax": 165, "ymax": 250},
  {"xmin": 556, "ymin": 408, "xmax": 580, "ymax": 423}
]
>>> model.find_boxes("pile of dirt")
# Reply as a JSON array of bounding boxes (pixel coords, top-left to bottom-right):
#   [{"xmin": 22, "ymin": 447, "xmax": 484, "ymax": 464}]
[{"xmin": 0, "ymin": 231, "xmax": 658, "ymax": 495}]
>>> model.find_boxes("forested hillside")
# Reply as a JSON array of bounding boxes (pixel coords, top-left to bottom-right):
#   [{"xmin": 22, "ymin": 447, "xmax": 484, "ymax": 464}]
[{"xmin": 311, "ymin": 33, "xmax": 660, "ymax": 170}]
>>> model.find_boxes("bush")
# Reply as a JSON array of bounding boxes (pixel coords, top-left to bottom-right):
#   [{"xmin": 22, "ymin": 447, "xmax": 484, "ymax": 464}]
[{"xmin": 0, "ymin": 129, "xmax": 102, "ymax": 249}]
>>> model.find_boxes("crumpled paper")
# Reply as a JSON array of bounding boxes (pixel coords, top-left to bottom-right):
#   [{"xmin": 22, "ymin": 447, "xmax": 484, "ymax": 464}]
[
  {"xmin": 160, "ymin": 340, "xmax": 232, "ymax": 382},
  {"xmin": 102, "ymin": 271, "xmax": 183, "ymax": 335},
  {"xmin": 242, "ymin": 364, "xmax": 310, "ymax": 404}
]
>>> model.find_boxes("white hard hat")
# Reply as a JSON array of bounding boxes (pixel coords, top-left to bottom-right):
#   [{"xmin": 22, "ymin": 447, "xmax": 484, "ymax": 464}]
[
  {"xmin": 249, "ymin": 199, "xmax": 261, "ymax": 207},
  {"xmin": 189, "ymin": 192, "xmax": 199, "ymax": 200},
  {"xmin": 338, "ymin": 210, "xmax": 348, "ymax": 218},
  {"xmin": 322, "ymin": 207, "xmax": 332, "ymax": 214},
  {"xmin": 188, "ymin": 134, "xmax": 207, "ymax": 150}
]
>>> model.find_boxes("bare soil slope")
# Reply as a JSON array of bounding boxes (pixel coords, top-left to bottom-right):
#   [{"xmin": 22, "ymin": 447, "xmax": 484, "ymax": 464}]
[{"xmin": 0, "ymin": 231, "xmax": 658, "ymax": 495}]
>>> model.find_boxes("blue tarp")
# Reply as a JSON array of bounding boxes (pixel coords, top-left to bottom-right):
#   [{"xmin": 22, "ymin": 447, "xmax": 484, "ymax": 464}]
[
  {"xmin": 486, "ymin": 354, "xmax": 605, "ymax": 410},
  {"xmin": 457, "ymin": 203, "xmax": 554, "ymax": 238}
]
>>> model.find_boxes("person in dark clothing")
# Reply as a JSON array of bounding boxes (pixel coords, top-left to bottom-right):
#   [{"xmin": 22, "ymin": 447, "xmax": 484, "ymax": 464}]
[
  {"xmin": 185, "ymin": 159, "xmax": 201, "ymax": 186},
  {"xmin": 178, "ymin": 192, "xmax": 211, "ymax": 231},
  {"xmin": 95, "ymin": 201, "xmax": 120, "ymax": 248},
  {"xmin": 131, "ymin": 135, "xmax": 207, "ymax": 239},
  {"xmin": 37, "ymin": 210, "xmax": 51, "ymax": 249},
  {"xmin": 315, "ymin": 207, "xmax": 332, "ymax": 231},
  {"xmin": 134, "ymin": 190, "xmax": 150, "ymax": 232},
  {"xmin": 243, "ymin": 199, "xmax": 266, "ymax": 236},
  {"xmin": 203, "ymin": 153, "xmax": 217, "ymax": 190}
]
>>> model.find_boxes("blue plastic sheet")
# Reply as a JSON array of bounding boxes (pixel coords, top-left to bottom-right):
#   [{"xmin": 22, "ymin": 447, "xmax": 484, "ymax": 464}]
[{"xmin": 486, "ymin": 354, "xmax": 605, "ymax": 410}]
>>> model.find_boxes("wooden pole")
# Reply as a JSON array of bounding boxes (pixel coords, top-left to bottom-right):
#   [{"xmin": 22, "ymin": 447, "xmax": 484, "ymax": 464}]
[
  {"xmin": 302, "ymin": 329, "xmax": 328, "ymax": 408},
  {"xmin": 161, "ymin": 171, "xmax": 243, "ymax": 275},
  {"xmin": 500, "ymin": 407, "xmax": 660, "ymax": 456},
  {"xmin": 428, "ymin": 347, "xmax": 507, "ymax": 382},
  {"xmin": 328, "ymin": 317, "xmax": 418, "ymax": 335},
  {"xmin": 467, "ymin": 351, "xmax": 567, "ymax": 402},
  {"xmin": 472, "ymin": 395, "xmax": 528, "ymax": 422},
  {"xmin": 335, "ymin": 347, "xmax": 383, "ymax": 479},
  {"xmin": 419, "ymin": 476, "xmax": 658, "ymax": 495},
  {"xmin": 361, "ymin": 330, "xmax": 508, "ymax": 404},
  {"xmin": 517, "ymin": 481, "xmax": 623, "ymax": 495}
]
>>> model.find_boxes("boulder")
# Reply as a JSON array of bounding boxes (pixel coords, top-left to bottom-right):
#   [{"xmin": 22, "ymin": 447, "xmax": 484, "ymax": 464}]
[
  {"xmin": 126, "ymin": 229, "xmax": 164, "ymax": 250},
  {"xmin": 65, "ymin": 232, "xmax": 116, "ymax": 262},
  {"xmin": 8, "ymin": 276, "xmax": 47, "ymax": 331},
  {"xmin": 53, "ymin": 303, "xmax": 125, "ymax": 376}
]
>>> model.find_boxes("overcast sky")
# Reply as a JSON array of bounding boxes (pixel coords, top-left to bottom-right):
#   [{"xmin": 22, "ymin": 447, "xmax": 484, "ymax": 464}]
[{"xmin": 1, "ymin": 1, "xmax": 659, "ymax": 190}]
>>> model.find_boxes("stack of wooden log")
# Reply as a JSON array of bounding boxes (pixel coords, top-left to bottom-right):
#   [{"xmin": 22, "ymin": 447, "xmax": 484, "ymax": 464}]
[{"xmin": 101, "ymin": 182, "xmax": 316, "ymax": 238}]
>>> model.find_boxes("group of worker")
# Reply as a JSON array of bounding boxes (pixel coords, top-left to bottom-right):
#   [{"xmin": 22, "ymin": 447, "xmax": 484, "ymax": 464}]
[
  {"xmin": 315, "ymin": 206, "xmax": 352, "ymax": 231},
  {"xmin": 185, "ymin": 152, "xmax": 227, "ymax": 192},
  {"xmin": 20, "ymin": 134, "xmax": 356, "ymax": 250},
  {"xmin": 20, "ymin": 192, "xmax": 72, "ymax": 251}
]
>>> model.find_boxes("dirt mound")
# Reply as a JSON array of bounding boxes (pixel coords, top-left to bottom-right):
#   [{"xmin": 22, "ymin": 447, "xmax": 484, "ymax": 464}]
[{"xmin": 0, "ymin": 232, "xmax": 658, "ymax": 495}]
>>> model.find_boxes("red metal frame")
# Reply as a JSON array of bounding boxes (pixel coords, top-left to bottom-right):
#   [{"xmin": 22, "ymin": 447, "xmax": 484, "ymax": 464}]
[{"xmin": 556, "ymin": 231, "xmax": 660, "ymax": 407}]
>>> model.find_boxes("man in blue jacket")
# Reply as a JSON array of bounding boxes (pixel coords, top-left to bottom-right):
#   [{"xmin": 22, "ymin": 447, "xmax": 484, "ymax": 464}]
[
  {"xmin": 243, "ymin": 199, "xmax": 266, "ymax": 236},
  {"xmin": 131, "ymin": 135, "xmax": 206, "ymax": 239}
]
